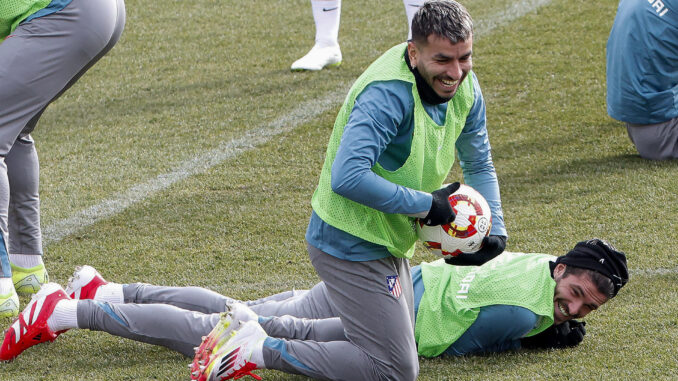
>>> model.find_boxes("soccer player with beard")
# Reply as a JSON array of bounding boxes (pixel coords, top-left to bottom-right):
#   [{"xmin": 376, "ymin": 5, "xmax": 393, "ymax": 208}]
[
  {"xmin": 270, "ymin": 1, "xmax": 506, "ymax": 379},
  {"xmin": 200, "ymin": 1, "xmax": 503, "ymax": 379},
  {"xmin": 0, "ymin": 239, "xmax": 628, "ymax": 377}
]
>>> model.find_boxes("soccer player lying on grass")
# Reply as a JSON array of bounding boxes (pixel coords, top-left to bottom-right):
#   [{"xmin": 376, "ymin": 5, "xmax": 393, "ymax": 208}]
[{"xmin": 1, "ymin": 239, "xmax": 628, "ymax": 380}]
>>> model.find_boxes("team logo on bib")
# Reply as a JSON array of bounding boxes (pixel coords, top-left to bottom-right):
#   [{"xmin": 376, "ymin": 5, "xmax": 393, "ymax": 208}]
[{"xmin": 386, "ymin": 275, "xmax": 402, "ymax": 299}]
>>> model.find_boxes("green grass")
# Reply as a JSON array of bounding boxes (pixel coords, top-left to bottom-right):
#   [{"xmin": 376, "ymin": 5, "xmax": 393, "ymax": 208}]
[{"xmin": 2, "ymin": 0, "xmax": 677, "ymax": 379}]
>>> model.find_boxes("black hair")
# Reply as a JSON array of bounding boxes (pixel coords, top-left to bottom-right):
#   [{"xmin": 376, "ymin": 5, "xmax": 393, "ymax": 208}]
[
  {"xmin": 562, "ymin": 265, "xmax": 615, "ymax": 299},
  {"xmin": 411, "ymin": 0, "xmax": 473, "ymax": 45}
]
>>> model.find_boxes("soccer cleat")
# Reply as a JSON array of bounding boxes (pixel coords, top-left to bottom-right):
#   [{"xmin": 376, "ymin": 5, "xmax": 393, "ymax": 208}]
[
  {"xmin": 0, "ymin": 283, "xmax": 70, "ymax": 361},
  {"xmin": 190, "ymin": 311, "xmax": 242, "ymax": 379},
  {"xmin": 65, "ymin": 265, "xmax": 108, "ymax": 300},
  {"xmin": 11, "ymin": 263, "xmax": 49, "ymax": 295},
  {"xmin": 192, "ymin": 320, "xmax": 267, "ymax": 381},
  {"xmin": 290, "ymin": 45, "xmax": 342, "ymax": 71},
  {"xmin": 0, "ymin": 288, "xmax": 19, "ymax": 318}
]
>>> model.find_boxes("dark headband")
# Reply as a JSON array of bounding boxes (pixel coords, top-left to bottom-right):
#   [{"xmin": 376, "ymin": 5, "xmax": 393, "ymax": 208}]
[{"xmin": 555, "ymin": 239, "xmax": 629, "ymax": 296}]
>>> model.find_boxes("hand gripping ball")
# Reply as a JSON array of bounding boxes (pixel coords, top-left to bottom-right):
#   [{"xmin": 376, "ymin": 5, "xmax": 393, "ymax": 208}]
[{"xmin": 416, "ymin": 184, "xmax": 492, "ymax": 258}]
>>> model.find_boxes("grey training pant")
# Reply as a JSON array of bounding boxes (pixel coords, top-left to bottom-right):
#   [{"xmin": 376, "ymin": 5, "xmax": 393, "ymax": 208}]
[
  {"xmin": 0, "ymin": 0, "xmax": 125, "ymax": 276},
  {"xmin": 77, "ymin": 279, "xmax": 342, "ymax": 358},
  {"xmin": 262, "ymin": 244, "xmax": 418, "ymax": 381},
  {"xmin": 77, "ymin": 247, "xmax": 418, "ymax": 380}
]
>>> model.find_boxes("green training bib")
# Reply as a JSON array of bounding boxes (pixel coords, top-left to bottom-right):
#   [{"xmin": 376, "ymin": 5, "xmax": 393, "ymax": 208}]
[
  {"xmin": 416, "ymin": 252, "xmax": 556, "ymax": 357},
  {"xmin": 311, "ymin": 43, "xmax": 474, "ymax": 258}
]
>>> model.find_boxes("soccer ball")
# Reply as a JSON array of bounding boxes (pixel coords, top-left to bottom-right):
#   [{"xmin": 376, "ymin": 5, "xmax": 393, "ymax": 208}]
[{"xmin": 416, "ymin": 184, "xmax": 492, "ymax": 258}]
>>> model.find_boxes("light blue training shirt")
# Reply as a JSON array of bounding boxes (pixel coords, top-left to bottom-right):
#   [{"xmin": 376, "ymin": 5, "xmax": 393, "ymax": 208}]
[
  {"xmin": 306, "ymin": 73, "xmax": 507, "ymax": 261},
  {"xmin": 606, "ymin": 0, "xmax": 678, "ymax": 124}
]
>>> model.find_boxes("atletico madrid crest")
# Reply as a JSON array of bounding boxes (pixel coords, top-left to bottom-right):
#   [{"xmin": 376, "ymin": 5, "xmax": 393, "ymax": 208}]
[{"xmin": 386, "ymin": 275, "xmax": 402, "ymax": 299}]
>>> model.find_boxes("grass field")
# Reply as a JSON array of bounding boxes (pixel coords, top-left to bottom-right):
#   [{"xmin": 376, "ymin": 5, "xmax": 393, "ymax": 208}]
[{"xmin": 2, "ymin": 0, "xmax": 677, "ymax": 379}]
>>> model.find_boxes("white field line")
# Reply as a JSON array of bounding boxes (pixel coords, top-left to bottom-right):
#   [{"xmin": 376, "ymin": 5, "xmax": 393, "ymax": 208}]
[
  {"xmin": 629, "ymin": 267, "xmax": 678, "ymax": 277},
  {"xmin": 474, "ymin": 0, "xmax": 554, "ymax": 38},
  {"xmin": 42, "ymin": 90, "xmax": 346, "ymax": 245},
  {"xmin": 43, "ymin": 0, "xmax": 552, "ymax": 246}
]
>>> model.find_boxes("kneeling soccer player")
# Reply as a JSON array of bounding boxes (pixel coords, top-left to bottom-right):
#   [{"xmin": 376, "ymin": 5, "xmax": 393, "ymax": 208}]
[{"xmin": 0, "ymin": 239, "xmax": 628, "ymax": 380}]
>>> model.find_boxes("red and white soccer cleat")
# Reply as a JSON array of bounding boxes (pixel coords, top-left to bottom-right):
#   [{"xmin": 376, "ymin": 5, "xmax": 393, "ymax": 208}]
[
  {"xmin": 192, "ymin": 320, "xmax": 266, "ymax": 381},
  {"xmin": 65, "ymin": 265, "xmax": 108, "ymax": 300},
  {"xmin": 189, "ymin": 303, "xmax": 260, "ymax": 378},
  {"xmin": 0, "ymin": 283, "xmax": 71, "ymax": 361},
  {"xmin": 189, "ymin": 311, "xmax": 242, "ymax": 380}
]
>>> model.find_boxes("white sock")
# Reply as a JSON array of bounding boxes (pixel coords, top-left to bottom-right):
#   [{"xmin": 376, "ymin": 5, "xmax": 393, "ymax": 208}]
[
  {"xmin": 403, "ymin": 0, "xmax": 426, "ymax": 40},
  {"xmin": 47, "ymin": 299, "xmax": 79, "ymax": 332},
  {"xmin": 94, "ymin": 283, "xmax": 124, "ymax": 304},
  {"xmin": 0, "ymin": 277, "xmax": 15, "ymax": 295},
  {"xmin": 311, "ymin": 0, "xmax": 341, "ymax": 48},
  {"xmin": 250, "ymin": 339, "xmax": 265, "ymax": 368},
  {"xmin": 9, "ymin": 254, "xmax": 44, "ymax": 269}
]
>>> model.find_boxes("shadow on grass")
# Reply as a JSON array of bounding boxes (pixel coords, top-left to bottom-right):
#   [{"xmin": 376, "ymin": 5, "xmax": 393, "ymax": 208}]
[{"xmin": 525, "ymin": 153, "xmax": 677, "ymax": 183}]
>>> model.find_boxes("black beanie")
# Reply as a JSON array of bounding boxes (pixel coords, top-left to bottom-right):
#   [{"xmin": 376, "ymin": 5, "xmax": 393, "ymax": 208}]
[{"xmin": 555, "ymin": 239, "xmax": 629, "ymax": 296}]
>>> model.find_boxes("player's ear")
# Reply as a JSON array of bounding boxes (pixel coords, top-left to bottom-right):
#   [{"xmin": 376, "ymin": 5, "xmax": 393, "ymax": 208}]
[
  {"xmin": 553, "ymin": 263, "xmax": 566, "ymax": 279},
  {"xmin": 407, "ymin": 41, "xmax": 418, "ymax": 68}
]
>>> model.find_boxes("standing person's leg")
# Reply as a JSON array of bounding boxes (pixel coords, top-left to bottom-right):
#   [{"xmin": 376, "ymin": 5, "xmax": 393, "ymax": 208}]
[
  {"xmin": 290, "ymin": 0, "xmax": 342, "ymax": 71},
  {"xmin": 0, "ymin": 0, "xmax": 126, "ymax": 306},
  {"xmin": 403, "ymin": 0, "xmax": 426, "ymax": 40},
  {"xmin": 6, "ymin": 133, "xmax": 44, "ymax": 294}
]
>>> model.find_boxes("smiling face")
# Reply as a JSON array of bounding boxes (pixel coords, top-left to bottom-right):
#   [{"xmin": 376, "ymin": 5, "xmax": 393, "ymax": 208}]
[
  {"xmin": 552, "ymin": 264, "xmax": 609, "ymax": 325},
  {"xmin": 407, "ymin": 34, "xmax": 473, "ymax": 101}
]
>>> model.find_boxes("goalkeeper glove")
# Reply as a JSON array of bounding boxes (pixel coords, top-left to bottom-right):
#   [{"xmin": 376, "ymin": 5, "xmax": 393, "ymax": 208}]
[
  {"xmin": 520, "ymin": 320, "xmax": 587, "ymax": 349},
  {"xmin": 444, "ymin": 235, "xmax": 507, "ymax": 266},
  {"xmin": 422, "ymin": 182, "xmax": 460, "ymax": 226}
]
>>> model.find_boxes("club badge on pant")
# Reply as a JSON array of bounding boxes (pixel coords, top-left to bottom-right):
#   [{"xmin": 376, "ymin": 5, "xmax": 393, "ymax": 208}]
[{"xmin": 386, "ymin": 275, "xmax": 402, "ymax": 299}]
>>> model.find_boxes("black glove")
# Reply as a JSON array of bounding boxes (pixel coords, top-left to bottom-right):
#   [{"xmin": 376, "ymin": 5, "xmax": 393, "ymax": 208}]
[
  {"xmin": 423, "ymin": 182, "xmax": 460, "ymax": 226},
  {"xmin": 520, "ymin": 320, "xmax": 587, "ymax": 349},
  {"xmin": 444, "ymin": 235, "xmax": 507, "ymax": 266}
]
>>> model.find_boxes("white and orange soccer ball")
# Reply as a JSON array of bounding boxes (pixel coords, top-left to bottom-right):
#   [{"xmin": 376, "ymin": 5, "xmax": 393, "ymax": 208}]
[{"xmin": 416, "ymin": 184, "xmax": 492, "ymax": 258}]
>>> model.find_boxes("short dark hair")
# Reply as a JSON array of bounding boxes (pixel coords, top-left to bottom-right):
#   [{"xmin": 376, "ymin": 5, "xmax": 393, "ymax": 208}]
[
  {"xmin": 411, "ymin": 0, "xmax": 473, "ymax": 45},
  {"xmin": 562, "ymin": 265, "xmax": 615, "ymax": 299}
]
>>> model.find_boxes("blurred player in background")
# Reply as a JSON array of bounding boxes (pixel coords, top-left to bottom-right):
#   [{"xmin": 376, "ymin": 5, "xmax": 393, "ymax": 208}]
[
  {"xmin": 606, "ymin": 0, "xmax": 678, "ymax": 159},
  {"xmin": 0, "ymin": 0, "xmax": 125, "ymax": 318},
  {"xmin": 0, "ymin": 239, "xmax": 628, "ymax": 378},
  {"xmin": 291, "ymin": 0, "xmax": 427, "ymax": 71}
]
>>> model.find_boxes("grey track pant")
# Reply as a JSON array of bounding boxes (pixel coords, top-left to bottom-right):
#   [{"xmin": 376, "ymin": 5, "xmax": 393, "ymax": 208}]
[
  {"xmin": 77, "ymin": 247, "xmax": 418, "ymax": 380},
  {"xmin": 77, "ymin": 279, "xmax": 342, "ymax": 358},
  {"xmin": 0, "ymin": 0, "xmax": 125, "ymax": 276},
  {"xmin": 259, "ymin": 244, "xmax": 418, "ymax": 381}
]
